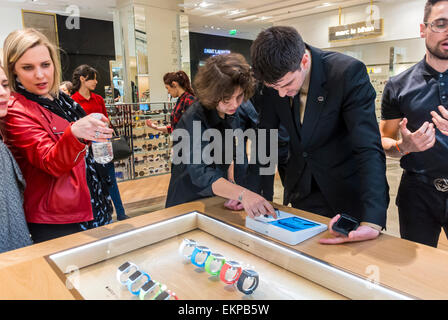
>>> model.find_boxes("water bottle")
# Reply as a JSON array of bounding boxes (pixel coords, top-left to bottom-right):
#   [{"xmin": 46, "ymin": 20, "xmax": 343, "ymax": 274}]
[{"xmin": 90, "ymin": 113, "xmax": 113, "ymax": 164}]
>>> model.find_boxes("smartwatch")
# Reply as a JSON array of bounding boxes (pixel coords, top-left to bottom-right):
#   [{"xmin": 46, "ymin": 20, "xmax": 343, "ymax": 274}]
[
  {"xmin": 236, "ymin": 269, "xmax": 259, "ymax": 295},
  {"xmin": 178, "ymin": 239, "xmax": 197, "ymax": 260},
  {"xmin": 116, "ymin": 261, "xmax": 139, "ymax": 285},
  {"xmin": 167, "ymin": 290, "xmax": 179, "ymax": 300},
  {"xmin": 139, "ymin": 281, "xmax": 166, "ymax": 300},
  {"xmin": 154, "ymin": 290, "xmax": 179, "ymax": 300},
  {"xmin": 204, "ymin": 253, "xmax": 226, "ymax": 276},
  {"xmin": 332, "ymin": 213, "xmax": 360, "ymax": 236},
  {"xmin": 219, "ymin": 260, "xmax": 243, "ymax": 284},
  {"xmin": 126, "ymin": 270, "xmax": 151, "ymax": 296},
  {"xmin": 190, "ymin": 245, "xmax": 211, "ymax": 268}
]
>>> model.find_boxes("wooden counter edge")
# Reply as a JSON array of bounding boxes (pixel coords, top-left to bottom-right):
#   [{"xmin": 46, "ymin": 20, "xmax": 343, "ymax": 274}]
[{"xmin": 0, "ymin": 197, "xmax": 447, "ymax": 299}]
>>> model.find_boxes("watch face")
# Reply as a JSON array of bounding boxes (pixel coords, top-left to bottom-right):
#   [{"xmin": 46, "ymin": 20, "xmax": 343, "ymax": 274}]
[
  {"xmin": 196, "ymin": 246, "xmax": 210, "ymax": 252},
  {"xmin": 184, "ymin": 239, "xmax": 197, "ymax": 246},
  {"xmin": 155, "ymin": 291, "xmax": 170, "ymax": 300},
  {"xmin": 227, "ymin": 261, "xmax": 241, "ymax": 269},
  {"xmin": 212, "ymin": 253, "xmax": 224, "ymax": 260},
  {"xmin": 129, "ymin": 270, "xmax": 141, "ymax": 281},
  {"xmin": 118, "ymin": 262, "xmax": 130, "ymax": 272},
  {"xmin": 243, "ymin": 269, "xmax": 258, "ymax": 278},
  {"xmin": 141, "ymin": 280, "xmax": 156, "ymax": 292}
]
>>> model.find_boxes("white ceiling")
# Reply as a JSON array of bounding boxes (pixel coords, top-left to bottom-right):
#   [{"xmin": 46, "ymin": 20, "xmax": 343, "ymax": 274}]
[{"xmin": 0, "ymin": 0, "xmax": 403, "ymax": 39}]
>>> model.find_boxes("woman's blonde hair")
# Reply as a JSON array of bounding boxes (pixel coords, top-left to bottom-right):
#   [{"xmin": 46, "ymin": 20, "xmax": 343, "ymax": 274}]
[{"xmin": 3, "ymin": 28, "xmax": 61, "ymax": 97}]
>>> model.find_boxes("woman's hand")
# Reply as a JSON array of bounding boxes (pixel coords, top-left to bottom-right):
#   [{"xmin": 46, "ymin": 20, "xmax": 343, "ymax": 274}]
[
  {"xmin": 71, "ymin": 113, "xmax": 114, "ymax": 142},
  {"xmin": 146, "ymin": 119, "xmax": 159, "ymax": 130},
  {"xmin": 224, "ymin": 199, "xmax": 244, "ymax": 211},
  {"xmin": 240, "ymin": 190, "xmax": 277, "ymax": 219}
]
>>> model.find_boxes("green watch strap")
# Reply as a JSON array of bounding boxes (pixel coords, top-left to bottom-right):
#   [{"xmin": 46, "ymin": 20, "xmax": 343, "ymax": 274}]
[{"xmin": 204, "ymin": 254, "xmax": 226, "ymax": 276}]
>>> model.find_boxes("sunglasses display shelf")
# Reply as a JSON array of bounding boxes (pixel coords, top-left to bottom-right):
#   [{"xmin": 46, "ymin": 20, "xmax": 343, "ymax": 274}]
[{"xmin": 106, "ymin": 102, "xmax": 175, "ymax": 181}]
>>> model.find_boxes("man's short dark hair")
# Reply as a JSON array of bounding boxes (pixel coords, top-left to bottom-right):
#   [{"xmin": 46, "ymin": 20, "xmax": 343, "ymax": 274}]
[
  {"xmin": 250, "ymin": 26, "xmax": 306, "ymax": 85},
  {"xmin": 424, "ymin": 0, "xmax": 448, "ymax": 22}
]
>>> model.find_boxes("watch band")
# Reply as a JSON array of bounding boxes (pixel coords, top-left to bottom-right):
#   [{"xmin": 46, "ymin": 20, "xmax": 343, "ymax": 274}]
[
  {"xmin": 116, "ymin": 261, "xmax": 139, "ymax": 285},
  {"xmin": 204, "ymin": 252, "xmax": 226, "ymax": 276},
  {"xmin": 178, "ymin": 239, "xmax": 197, "ymax": 260},
  {"xmin": 236, "ymin": 269, "xmax": 259, "ymax": 295},
  {"xmin": 167, "ymin": 290, "xmax": 179, "ymax": 300},
  {"xmin": 191, "ymin": 245, "xmax": 211, "ymax": 268},
  {"xmin": 126, "ymin": 270, "xmax": 151, "ymax": 296},
  {"xmin": 219, "ymin": 260, "xmax": 243, "ymax": 284}
]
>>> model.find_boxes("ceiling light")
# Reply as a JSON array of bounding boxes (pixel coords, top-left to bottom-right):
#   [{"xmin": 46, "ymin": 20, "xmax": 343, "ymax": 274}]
[
  {"xmin": 315, "ymin": 2, "xmax": 333, "ymax": 9},
  {"xmin": 255, "ymin": 16, "xmax": 273, "ymax": 21},
  {"xmin": 198, "ymin": 1, "xmax": 212, "ymax": 8},
  {"xmin": 233, "ymin": 15, "xmax": 257, "ymax": 22},
  {"xmin": 226, "ymin": 9, "xmax": 247, "ymax": 17}
]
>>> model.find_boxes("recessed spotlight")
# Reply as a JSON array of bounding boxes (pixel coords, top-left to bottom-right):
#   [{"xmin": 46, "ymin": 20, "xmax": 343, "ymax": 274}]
[
  {"xmin": 233, "ymin": 15, "xmax": 257, "ymax": 22},
  {"xmin": 198, "ymin": 1, "xmax": 212, "ymax": 8}
]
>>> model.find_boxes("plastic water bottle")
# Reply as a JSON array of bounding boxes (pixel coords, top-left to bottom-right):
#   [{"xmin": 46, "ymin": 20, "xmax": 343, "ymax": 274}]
[{"xmin": 90, "ymin": 113, "xmax": 113, "ymax": 164}]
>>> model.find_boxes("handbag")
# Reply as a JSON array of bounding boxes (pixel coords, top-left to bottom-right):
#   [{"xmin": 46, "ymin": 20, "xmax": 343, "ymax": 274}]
[{"xmin": 110, "ymin": 123, "xmax": 132, "ymax": 162}]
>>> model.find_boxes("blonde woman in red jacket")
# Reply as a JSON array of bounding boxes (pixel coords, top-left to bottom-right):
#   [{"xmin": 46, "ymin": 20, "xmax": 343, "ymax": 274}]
[{"xmin": 2, "ymin": 28, "xmax": 114, "ymax": 243}]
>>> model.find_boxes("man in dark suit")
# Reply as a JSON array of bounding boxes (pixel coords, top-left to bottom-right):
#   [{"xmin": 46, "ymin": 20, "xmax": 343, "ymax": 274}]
[{"xmin": 251, "ymin": 26, "xmax": 389, "ymax": 244}]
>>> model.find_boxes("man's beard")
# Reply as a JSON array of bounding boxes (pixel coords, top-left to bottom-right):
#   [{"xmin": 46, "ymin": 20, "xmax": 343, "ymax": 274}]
[{"xmin": 426, "ymin": 41, "xmax": 448, "ymax": 60}]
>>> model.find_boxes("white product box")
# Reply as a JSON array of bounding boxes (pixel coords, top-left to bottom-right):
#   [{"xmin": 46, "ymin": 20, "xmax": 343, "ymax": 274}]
[{"xmin": 245, "ymin": 210, "xmax": 327, "ymax": 245}]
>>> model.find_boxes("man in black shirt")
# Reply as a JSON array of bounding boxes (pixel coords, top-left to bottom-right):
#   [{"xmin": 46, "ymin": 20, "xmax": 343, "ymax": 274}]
[{"xmin": 380, "ymin": 0, "xmax": 448, "ymax": 247}]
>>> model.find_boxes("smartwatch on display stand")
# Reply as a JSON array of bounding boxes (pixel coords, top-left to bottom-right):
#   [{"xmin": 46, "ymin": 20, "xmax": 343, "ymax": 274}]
[
  {"xmin": 126, "ymin": 270, "xmax": 151, "ymax": 296},
  {"xmin": 219, "ymin": 260, "xmax": 243, "ymax": 285},
  {"xmin": 191, "ymin": 246, "xmax": 211, "ymax": 268},
  {"xmin": 139, "ymin": 281, "xmax": 166, "ymax": 300},
  {"xmin": 167, "ymin": 290, "xmax": 179, "ymax": 300},
  {"xmin": 204, "ymin": 253, "xmax": 226, "ymax": 276},
  {"xmin": 154, "ymin": 289, "xmax": 179, "ymax": 300},
  {"xmin": 116, "ymin": 261, "xmax": 139, "ymax": 285},
  {"xmin": 178, "ymin": 239, "xmax": 197, "ymax": 261},
  {"xmin": 236, "ymin": 269, "xmax": 259, "ymax": 295}
]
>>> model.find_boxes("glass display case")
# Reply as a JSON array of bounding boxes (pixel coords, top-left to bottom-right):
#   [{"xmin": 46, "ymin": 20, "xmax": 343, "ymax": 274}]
[
  {"xmin": 47, "ymin": 209, "xmax": 410, "ymax": 300},
  {"xmin": 106, "ymin": 101, "xmax": 175, "ymax": 182}
]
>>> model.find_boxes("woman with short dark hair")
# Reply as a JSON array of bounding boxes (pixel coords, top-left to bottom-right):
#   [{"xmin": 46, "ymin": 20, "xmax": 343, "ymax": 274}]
[{"xmin": 166, "ymin": 53, "xmax": 276, "ymax": 219}]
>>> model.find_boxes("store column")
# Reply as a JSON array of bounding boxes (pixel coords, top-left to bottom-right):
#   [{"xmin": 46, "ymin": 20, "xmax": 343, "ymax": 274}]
[{"xmin": 113, "ymin": 0, "xmax": 187, "ymax": 103}]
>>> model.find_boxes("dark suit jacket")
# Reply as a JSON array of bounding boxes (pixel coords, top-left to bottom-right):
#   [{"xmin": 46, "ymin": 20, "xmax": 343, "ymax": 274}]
[{"xmin": 258, "ymin": 45, "xmax": 389, "ymax": 227}]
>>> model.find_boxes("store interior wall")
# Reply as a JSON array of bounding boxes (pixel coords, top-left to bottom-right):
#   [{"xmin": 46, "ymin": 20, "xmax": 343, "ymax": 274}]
[
  {"xmin": 279, "ymin": 0, "xmax": 425, "ymax": 50},
  {"xmin": 189, "ymin": 32, "xmax": 253, "ymax": 81},
  {"xmin": 57, "ymin": 15, "xmax": 115, "ymax": 98},
  {"xmin": 144, "ymin": 4, "xmax": 181, "ymax": 102},
  {"xmin": 0, "ymin": 7, "xmax": 24, "ymax": 53}
]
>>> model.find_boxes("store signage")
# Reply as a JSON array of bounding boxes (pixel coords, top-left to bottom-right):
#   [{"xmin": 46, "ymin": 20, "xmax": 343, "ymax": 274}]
[
  {"xmin": 329, "ymin": 19, "xmax": 383, "ymax": 42},
  {"xmin": 203, "ymin": 48, "xmax": 231, "ymax": 55}
]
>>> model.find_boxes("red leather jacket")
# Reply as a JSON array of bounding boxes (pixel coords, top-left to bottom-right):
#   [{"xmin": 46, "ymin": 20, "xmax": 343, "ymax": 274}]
[{"xmin": 2, "ymin": 93, "xmax": 93, "ymax": 224}]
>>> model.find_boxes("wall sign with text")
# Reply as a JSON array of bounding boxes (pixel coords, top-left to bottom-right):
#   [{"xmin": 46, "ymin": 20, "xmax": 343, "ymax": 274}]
[{"xmin": 329, "ymin": 19, "xmax": 383, "ymax": 42}]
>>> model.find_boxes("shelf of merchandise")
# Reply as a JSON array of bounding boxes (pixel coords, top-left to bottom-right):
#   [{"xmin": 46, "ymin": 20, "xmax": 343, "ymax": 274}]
[{"xmin": 106, "ymin": 101, "xmax": 175, "ymax": 182}]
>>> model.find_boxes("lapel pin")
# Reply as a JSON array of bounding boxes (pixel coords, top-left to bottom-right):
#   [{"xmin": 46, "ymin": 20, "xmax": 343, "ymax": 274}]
[{"xmin": 317, "ymin": 96, "xmax": 325, "ymax": 103}]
